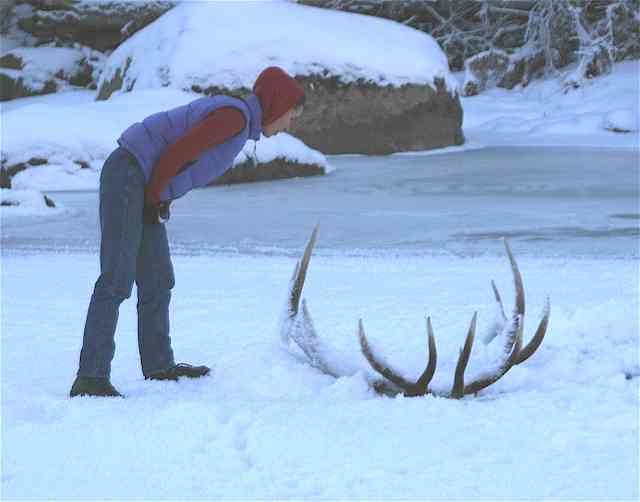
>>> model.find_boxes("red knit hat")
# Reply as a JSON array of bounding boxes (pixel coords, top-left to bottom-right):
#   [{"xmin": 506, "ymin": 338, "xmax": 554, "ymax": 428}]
[{"xmin": 253, "ymin": 66, "xmax": 305, "ymax": 127}]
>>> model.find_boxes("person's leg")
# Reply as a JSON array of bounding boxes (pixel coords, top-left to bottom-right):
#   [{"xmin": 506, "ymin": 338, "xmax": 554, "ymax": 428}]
[
  {"xmin": 136, "ymin": 223, "xmax": 211, "ymax": 381},
  {"xmin": 76, "ymin": 147, "xmax": 145, "ymax": 379},
  {"xmin": 135, "ymin": 221, "xmax": 176, "ymax": 377}
]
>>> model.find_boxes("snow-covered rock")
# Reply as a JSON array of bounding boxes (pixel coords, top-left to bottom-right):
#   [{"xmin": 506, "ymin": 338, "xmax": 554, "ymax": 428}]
[
  {"xmin": 15, "ymin": 0, "xmax": 174, "ymax": 51},
  {"xmin": 0, "ymin": 46, "xmax": 102, "ymax": 101},
  {"xmin": 97, "ymin": 1, "xmax": 464, "ymax": 154},
  {"xmin": 603, "ymin": 109, "xmax": 639, "ymax": 133},
  {"xmin": 0, "ymin": 89, "xmax": 332, "ymax": 191}
]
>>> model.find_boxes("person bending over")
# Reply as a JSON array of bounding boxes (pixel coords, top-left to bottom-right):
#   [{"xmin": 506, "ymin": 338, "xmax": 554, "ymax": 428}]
[{"xmin": 70, "ymin": 66, "xmax": 305, "ymax": 398}]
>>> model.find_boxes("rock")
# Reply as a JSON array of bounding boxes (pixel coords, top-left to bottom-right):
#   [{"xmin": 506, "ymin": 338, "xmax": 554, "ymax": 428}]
[
  {"xmin": 603, "ymin": 109, "xmax": 639, "ymax": 133},
  {"xmin": 96, "ymin": 2, "xmax": 463, "ymax": 154},
  {"xmin": 0, "ymin": 0, "xmax": 16, "ymax": 34},
  {"xmin": 0, "ymin": 53, "xmax": 23, "ymax": 70},
  {"xmin": 95, "ymin": 56, "xmax": 132, "ymax": 100},
  {"xmin": 0, "ymin": 168, "xmax": 11, "ymax": 189},
  {"xmin": 462, "ymin": 50, "xmax": 510, "ymax": 96},
  {"xmin": 291, "ymin": 76, "xmax": 463, "ymax": 155},
  {"xmin": 17, "ymin": 0, "xmax": 175, "ymax": 51},
  {"xmin": 0, "ymin": 68, "xmax": 57, "ymax": 101},
  {"xmin": 210, "ymin": 158, "xmax": 325, "ymax": 186},
  {"xmin": 44, "ymin": 194, "xmax": 56, "ymax": 207},
  {"xmin": 0, "ymin": 46, "xmax": 99, "ymax": 100}
]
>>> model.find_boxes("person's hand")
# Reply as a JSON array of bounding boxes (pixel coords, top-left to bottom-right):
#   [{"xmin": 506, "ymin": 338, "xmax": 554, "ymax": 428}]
[
  {"xmin": 143, "ymin": 202, "xmax": 171, "ymax": 225},
  {"xmin": 158, "ymin": 201, "xmax": 171, "ymax": 223}
]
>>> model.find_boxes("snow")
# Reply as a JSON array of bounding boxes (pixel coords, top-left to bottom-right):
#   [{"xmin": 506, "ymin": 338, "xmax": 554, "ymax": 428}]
[
  {"xmin": 1, "ymin": 11, "xmax": 639, "ymax": 498},
  {"xmin": 2, "ymin": 151, "xmax": 638, "ymax": 499},
  {"xmin": 603, "ymin": 108, "xmax": 639, "ymax": 133},
  {"xmin": 98, "ymin": 0, "xmax": 457, "ymax": 94},
  {"xmin": 2, "ymin": 60, "xmax": 636, "ymax": 193},
  {"xmin": 6, "ymin": 47, "xmax": 83, "ymax": 80},
  {"xmin": 2, "ymin": 248, "xmax": 638, "ymax": 499},
  {"xmin": 0, "ymin": 188, "xmax": 66, "ymax": 216},
  {"xmin": 0, "ymin": 88, "xmax": 331, "ymax": 192},
  {"xmin": 459, "ymin": 60, "xmax": 640, "ymax": 149}
]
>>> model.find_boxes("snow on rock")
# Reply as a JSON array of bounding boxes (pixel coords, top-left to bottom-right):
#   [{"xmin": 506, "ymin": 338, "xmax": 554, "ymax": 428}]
[
  {"xmin": 96, "ymin": 1, "xmax": 464, "ymax": 154},
  {"xmin": 14, "ymin": 0, "xmax": 175, "ymax": 52},
  {"xmin": 213, "ymin": 132, "xmax": 333, "ymax": 185},
  {"xmin": 0, "ymin": 89, "xmax": 331, "ymax": 192},
  {"xmin": 97, "ymin": 1, "xmax": 456, "ymax": 95},
  {"xmin": 603, "ymin": 109, "xmax": 639, "ymax": 133},
  {"xmin": 0, "ymin": 46, "xmax": 100, "ymax": 101}
]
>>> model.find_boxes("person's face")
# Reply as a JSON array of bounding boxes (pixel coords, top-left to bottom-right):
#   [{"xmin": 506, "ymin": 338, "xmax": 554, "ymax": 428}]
[{"xmin": 263, "ymin": 106, "xmax": 303, "ymax": 137}]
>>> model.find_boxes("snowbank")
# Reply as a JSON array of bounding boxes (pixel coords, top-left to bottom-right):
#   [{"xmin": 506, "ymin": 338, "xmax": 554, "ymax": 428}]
[
  {"xmin": 0, "ymin": 88, "xmax": 331, "ymax": 192},
  {"xmin": 2, "ymin": 252, "xmax": 638, "ymax": 500},
  {"xmin": 460, "ymin": 60, "xmax": 640, "ymax": 149},
  {"xmin": 97, "ymin": 1, "xmax": 457, "ymax": 98}
]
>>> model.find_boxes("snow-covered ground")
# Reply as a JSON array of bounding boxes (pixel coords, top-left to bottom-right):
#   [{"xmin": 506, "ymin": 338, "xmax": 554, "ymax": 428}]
[
  {"xmin": 2, "ymin": 246, "xmax": 638, "ymax": 499},
  {"xmin": 1, "ymin": 51, "xmax": 638, "ymax": 502},
  {"xmin": 2, "ymin": 145, "xmax": 639, "ymax": 498},
  {"xmin": 459, "ymin": 60, "xmax": 640, "ymax": 150}
]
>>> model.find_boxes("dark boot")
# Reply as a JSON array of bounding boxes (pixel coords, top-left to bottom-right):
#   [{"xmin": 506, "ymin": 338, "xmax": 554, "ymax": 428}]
[
  {"xmin": 145, "ymin": 363, "xmax": 211, "ymax": 381},
  {"xmin": 70, "ymin": 376, "xmax": 124, "ymax": 398}
]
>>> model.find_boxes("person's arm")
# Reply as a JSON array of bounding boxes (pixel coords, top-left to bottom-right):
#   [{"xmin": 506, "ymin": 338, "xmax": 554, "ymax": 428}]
[{"xmin": 145, "ymin": 107, "xmax": 246, "ymax": 206}]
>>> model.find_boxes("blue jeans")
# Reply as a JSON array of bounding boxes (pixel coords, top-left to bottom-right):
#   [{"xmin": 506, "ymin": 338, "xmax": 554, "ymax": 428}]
[{"xmin": 77, "ymin": 147, "xmax": 176, "ymax": 378}]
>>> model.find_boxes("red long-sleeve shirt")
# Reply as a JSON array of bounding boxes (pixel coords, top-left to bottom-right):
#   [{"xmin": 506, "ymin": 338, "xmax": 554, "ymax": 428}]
[{"xmin": 144, "ymin": 106, "xmax": 246, "ymax": 206}]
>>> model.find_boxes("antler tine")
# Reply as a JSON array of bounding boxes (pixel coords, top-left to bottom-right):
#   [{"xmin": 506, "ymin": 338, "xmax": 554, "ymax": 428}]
[
  {"xmin": 463, "ymin": 316, "xmax": 522, "ymax": 395},
  {"xmin": 504, "ymin": 238, "xmax": 525, "ymax": 319},
  {"xmin": 461, "ymin": 239, "xmax": 528, "ymax": 396},
  {"xmin": 451, "ymin": 313, "xmax": 477, "ymax": 399},
  {"xmin": 514, "ymin": 297, "xmax": 550, "ymax": 365},
  {"xmin": 358, "ymin": 319, "xmax": 416, "ymax": 393},
  {"xmin": 412, "ymin": 317, "xmax": 438, "ymax": 395},
  {"xmin": 283, "ymin": 229, "xmax": 550, "ymax": 400},
  {"xmin": 289, "ymin": 299, "xmax": 342, "ymax": 378},
  {"xmin": 484, "ymin": 280, "xmax": 508, "ymax": 345},
  {"xmin": 288, "ymin": 224, "xmax": 319, "ymax": 318},
  {"xmin": 491, "ymin": 280, "xmax": 507, "ymax": 320}
]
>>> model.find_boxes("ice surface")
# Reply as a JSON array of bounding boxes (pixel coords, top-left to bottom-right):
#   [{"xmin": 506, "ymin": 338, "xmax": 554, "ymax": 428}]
[{"xmin": 3, "ymin": 147, "xmax": 637, "ymax": 259}]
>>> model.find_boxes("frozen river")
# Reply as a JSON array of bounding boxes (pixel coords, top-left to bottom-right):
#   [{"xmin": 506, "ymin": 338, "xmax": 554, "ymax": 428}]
[{"xmin": 2, "ymin": 146, "xmax": 639, "ymax": 259}]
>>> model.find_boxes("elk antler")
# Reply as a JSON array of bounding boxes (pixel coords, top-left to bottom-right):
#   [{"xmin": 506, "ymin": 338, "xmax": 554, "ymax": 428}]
[{"xmin": 281, "ymin": 226, "xmax": 550, "ymax": 398}]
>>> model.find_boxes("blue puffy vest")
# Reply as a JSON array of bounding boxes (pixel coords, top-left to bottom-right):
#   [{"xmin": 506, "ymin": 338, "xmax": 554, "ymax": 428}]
[{"xmin": 118, "ymin": 94, "xmax": 263, "ymax": 202}]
